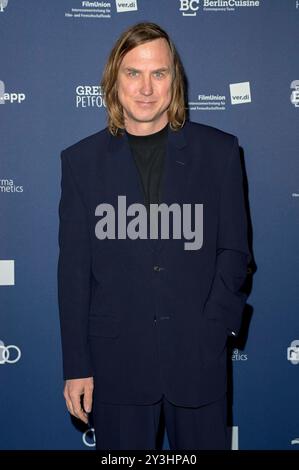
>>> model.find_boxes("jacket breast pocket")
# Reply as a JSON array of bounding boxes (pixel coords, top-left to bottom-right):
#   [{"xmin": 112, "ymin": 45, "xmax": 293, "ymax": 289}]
[{"xmin": 88, "ymin": 314, "xmax": 120, "ymax": 338}]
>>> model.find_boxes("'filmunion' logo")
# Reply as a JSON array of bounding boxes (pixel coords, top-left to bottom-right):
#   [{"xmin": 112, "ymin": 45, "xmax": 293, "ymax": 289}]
[
  {"xmin": 82, "ymin": 1, "xmax": 110, "ymax": 5},
  {"xmin": 287, "ymin": 340, "xmax": 299, "ymax": 365},
  {"xmin": 82, "ymin": 428, "xmax": 96, "ymax": 447},
  {"xmin": 95, "ymin": 196, "xmax": 203, "ymax": 251},
  {"xmin": 179, "ymin": 0, "xmax": 199, "ymax": 16},
  {"xmin": 0, "ymin": 0, "xmax": 8, "ymax": 13},
  {"xmin": 290, "ymin": 80, "xmax": 299, "ymax": 107},
  {"xmin": 0, "ymin": 340, "xmax": 21, "ymax": 364},
  {"xmin": 189, "ymin": 92, "xmax": 226, "ymax": 111}
]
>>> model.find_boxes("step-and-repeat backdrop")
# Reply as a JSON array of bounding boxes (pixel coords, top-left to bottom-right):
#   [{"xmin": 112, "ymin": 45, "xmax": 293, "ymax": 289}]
[{"xmin": 1, "ymin": 0, "xmax": 298, "ymax": 450}]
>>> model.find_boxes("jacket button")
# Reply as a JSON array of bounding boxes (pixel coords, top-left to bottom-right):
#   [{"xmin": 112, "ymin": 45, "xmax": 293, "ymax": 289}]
[{"xmin": 153, "ymin": 265, "xmax": 164, "ymax": 272}]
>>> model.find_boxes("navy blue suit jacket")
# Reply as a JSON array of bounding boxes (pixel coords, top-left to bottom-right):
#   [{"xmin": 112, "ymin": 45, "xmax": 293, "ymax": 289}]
[{"xmin": 57, "ymin": 120, "xmax": 251, "ymax": 407}]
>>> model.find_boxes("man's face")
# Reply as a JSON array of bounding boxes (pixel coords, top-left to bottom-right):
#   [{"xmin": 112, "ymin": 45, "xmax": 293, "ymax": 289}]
[{"xmin": 117, "ymin": 38, "xmax": 173, "ymax": 134}]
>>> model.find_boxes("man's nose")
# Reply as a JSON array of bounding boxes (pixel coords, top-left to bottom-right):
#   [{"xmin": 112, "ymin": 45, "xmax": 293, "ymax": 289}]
[{"xmin": 140, "ymin": 75, "xmax": 153, "ymax": 96}]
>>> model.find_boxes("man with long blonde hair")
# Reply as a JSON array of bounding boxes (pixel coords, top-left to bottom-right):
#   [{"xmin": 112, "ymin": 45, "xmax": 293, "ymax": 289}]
[{"xmin": 58, "ymin": 22, "xmax": 251, "ymax": 450}]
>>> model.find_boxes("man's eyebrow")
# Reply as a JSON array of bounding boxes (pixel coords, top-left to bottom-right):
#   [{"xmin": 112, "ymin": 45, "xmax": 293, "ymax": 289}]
[
  {"xmin": 152, "ymin": 67, "xmax": 170, "ymax": 73},
  {"xmin": 123, "ymin": 67, "xmax": 171, "ymax": 73}
]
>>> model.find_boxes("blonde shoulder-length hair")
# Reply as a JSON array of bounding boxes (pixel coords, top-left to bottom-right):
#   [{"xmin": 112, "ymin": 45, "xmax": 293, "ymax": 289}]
[{"xmin": 100, "ymin": 22, "xmax": 187, "ymax": 136}]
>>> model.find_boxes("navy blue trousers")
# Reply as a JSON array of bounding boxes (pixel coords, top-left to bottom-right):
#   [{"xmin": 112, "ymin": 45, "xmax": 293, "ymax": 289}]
[{"xmin": 93, "ymin": 393, "xmax": 229, "ymax": 450}]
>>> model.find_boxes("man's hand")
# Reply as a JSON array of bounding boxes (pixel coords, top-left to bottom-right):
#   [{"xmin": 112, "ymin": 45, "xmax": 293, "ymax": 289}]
[{"xmin": 63, "ymin": 377, "xmax": 94, "ymax": 424}]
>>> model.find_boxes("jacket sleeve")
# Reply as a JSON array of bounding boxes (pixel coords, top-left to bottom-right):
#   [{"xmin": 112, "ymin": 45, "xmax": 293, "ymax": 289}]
[
  {"xmin": 203, "ymin": 137, "xmax": 251, "ymax": 336},
  {"xmin": 57, "ymin": 150, "xmax": 94, "ymax": 380}
]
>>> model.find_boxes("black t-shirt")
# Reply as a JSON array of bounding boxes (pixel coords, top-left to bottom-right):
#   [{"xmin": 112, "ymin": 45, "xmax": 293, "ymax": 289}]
[{"xmin": 126, "ymin": 123, "xmax": 168, "ymax": 212}]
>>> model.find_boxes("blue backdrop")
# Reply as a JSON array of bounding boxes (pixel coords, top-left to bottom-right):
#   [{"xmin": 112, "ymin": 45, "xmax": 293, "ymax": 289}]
[{"xmin": 1, "ymin": 0, "xmax": 298, "ymax": 450}]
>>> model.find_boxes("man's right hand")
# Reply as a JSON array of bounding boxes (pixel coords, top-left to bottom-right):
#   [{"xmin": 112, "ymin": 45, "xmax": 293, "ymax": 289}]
[{"xmin": 63, "ymin": 377, "xmax": 94, "ymax": 424}]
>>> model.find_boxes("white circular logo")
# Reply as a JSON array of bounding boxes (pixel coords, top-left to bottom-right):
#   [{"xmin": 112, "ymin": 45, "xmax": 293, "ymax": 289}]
[
  {"xmin": 82, "ymin": 428, "xmax": 96, "ymax": 447},
  {"xmin": 0, "ymin": 340, "xmax": 21, "ymax": 364}
]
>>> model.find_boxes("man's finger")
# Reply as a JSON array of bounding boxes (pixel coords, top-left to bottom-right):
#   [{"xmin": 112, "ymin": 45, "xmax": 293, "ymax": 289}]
[
  {"xmin": 73, "ymin": 405, "xmax": 88, "ymax": 423},
  {"xmin": 83, "ymin": 386, "xmax": 93, "ymax": 413},
  {"xmin": 64, "ymin": 389, "xmax": 74, "ymax": 415},
  {"xmin": 70, "ymin": 392, "xmax": 88, "ymax": 423},
  {"xmin": 64, "ymin": 388, "xmax": 75, "ymax": 417},
  {"xmin": 65, "ymin": 398, "xmax": 75, "ymax": 417}
]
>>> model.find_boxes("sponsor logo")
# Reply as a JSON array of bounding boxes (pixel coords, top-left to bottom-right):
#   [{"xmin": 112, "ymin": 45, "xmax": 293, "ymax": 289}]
[
  {"xmin": 0, "ymin": 178, "xmax": 24, "ymax": 193},
  {"xmin": 202, "ymin": 0, "xmax": 260, "ymax": 12},
  {"xmin": 230, "ymin": 81, "xmax": 251, "ymax": 105},
  {"xmin": 231, "ymin": 425, "xmax": 239, "ymax": 450},
  {"xmin": 287, "ymin": 340, "xmax": 299, "ymax": 365},
  {"xmin": 75, "ymin": 85, "xmax": 106, "ymax": 108},
  {"xmin": 0, "ymin": 260, "xmax": 15, "ymax": 286},
  {"xmin": 0, "ymin": 0, "xmax": 8, "ymax": 13},
  {"xmin": 290, "ymin": 80, "xmax": 299, "ymax": 107},
  {"xmin": 115, "ymin": 0, "xmax": 137, "ymax": 13},
  {"xmin": 65, "ymin": 1, "xmax": 111, "ymax": 19},
  {"xmin": 179, "ymin": 0, "xmax": 200, "ymax": 16},
  {"xmin": 0, "ymin": 340, "xmax": 21, "ymax": 364},
  {"xmin": 82, "ymin": 428, "xmax": 96, "ymax": 447},
  {"xmin": 189, "ymin": 92, "xmax": 226, "ymax": 111},
  {"xmin": 0, "ymin": 80, "xmax": 26, "ymax": 104},
  {"xmin": 232, "ymin": 348, "xmax": 248, "ymax": 361}
]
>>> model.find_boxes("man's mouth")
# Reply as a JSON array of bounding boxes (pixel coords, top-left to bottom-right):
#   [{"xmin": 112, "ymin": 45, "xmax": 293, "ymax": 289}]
[{"xmin": 136, "ymin": 101, "xmax": 156, "ymax": 106}]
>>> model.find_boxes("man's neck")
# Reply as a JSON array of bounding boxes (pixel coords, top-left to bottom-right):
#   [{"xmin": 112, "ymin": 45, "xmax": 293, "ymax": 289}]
[{"xmin": 124, "ymin": 118, "xmax": 169, "ymax": 136}]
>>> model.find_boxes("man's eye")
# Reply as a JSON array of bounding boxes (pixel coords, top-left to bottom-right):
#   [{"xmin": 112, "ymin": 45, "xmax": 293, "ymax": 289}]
[
  {"xmin": 128, "ymin": 71, "xmax": 138, "ymax": 77},
  {"xmin": 154, "ymin": 72, "xmax": 164, "ymax": 78}
]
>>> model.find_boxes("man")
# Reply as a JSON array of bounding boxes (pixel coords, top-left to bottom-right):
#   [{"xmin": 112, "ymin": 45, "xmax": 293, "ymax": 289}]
[{"xmin": 58, "ymin": 22, "xmax": 251, "ymax": 450}]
